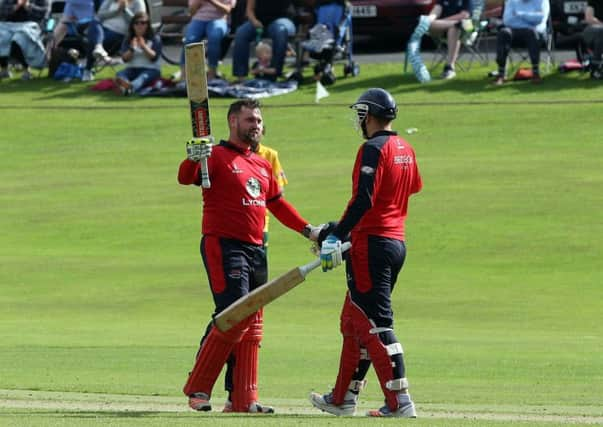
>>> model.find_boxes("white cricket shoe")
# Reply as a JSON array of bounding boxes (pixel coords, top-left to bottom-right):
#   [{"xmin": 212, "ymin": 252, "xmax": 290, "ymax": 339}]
[
  {"xmin": 222, "ymin": 400, "xmax": 274, "ymax": 413},
  {"xmin": 309, "ymin": 391, "xmax": 357, "ymax": 416},
  {"xmin": 366, "ymin": 400, "xmax": 417, "ymax": 418}
]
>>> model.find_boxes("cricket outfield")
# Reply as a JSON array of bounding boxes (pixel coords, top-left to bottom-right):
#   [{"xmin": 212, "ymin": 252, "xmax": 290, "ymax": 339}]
[{"xmin": 1, "ymin": 61, "xmax": 602, "ymax": 426}]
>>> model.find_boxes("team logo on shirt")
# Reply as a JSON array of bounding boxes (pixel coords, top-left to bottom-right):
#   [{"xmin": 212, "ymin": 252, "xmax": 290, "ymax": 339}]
[
  {"xmin": 259, "ymin": 167, "xmax": 269, "ymax": 177},
  {"xmin": 246, "ymin": 177, "xmax": 261, "ymax": 198},
  {"xmin": 242, "ymin": 177, "xmax": 265, "ymax": 206}
]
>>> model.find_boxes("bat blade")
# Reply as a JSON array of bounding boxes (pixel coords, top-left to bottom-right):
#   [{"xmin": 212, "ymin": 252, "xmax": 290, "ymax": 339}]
[
  {"xmin": 214, "ymin": 265, "xmax": 310, "ymax": 332},
  {"xmin": 184, "ymin": 42, "xmax": 211, "ymax": 188},
  {"xmin": 213, "ymin": 242, "xmax": 351, "ymax": 332},
  {"xmin": 184, "ymin": 42, "xmax": 210, "ymax": 137}
]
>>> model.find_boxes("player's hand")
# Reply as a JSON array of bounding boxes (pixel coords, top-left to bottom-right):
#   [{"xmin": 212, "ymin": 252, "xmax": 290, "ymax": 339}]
[
  {"xmin": 317, "ymin": 221, "xmax": 338, "ymax": 246},
  {"xmin": 320, "ymin": 234, "xmax": 342, "ymax": 272},
  {"xmin": 302, "ymin": 224, "xmax": 324, "ymax": 241},
  {"xmin": 186, "ymin": 137, "xmax": 213, "ymax": 162}
]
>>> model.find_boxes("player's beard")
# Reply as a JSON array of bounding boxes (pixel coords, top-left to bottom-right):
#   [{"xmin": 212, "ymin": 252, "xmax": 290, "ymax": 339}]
[
  {"xmin": 238, "ymin": 124, "xmax": 262, "ymax": 148},
  {"xmin": 360, "ymin": 119, "xmax": 369, "ymax": 139}
]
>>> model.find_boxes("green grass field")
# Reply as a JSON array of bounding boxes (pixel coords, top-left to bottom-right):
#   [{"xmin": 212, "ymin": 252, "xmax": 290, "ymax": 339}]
[{"xmin": 1, "ymin": 60, "xmax": 602, "ymax": 426}]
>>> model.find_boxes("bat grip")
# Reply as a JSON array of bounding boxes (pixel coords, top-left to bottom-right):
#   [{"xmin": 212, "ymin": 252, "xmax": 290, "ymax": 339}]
[{"xmin": 200, "ymin": 158, "xmax": 210, "ymax": 188}]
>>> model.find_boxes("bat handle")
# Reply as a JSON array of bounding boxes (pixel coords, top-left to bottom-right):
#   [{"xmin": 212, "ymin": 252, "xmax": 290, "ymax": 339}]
[
  {"xmin": 299, "ymin": 241, "xmax": 352, "ymax": 277},
  {"xmin": 200, "ymin": 158, "xmax": 210, "ymax": 188}
]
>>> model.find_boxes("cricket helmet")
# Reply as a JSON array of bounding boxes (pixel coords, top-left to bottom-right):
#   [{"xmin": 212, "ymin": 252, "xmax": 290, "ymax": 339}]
[{"xmin": 350, "ymin": 88, "xmax": 397, "ymax": 122}]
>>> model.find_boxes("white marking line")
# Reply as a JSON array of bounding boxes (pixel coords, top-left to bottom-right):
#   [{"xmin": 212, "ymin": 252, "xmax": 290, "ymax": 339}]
[{"xmin": 1, "ymin": 391, "xmax": 602, "ymax": 424}]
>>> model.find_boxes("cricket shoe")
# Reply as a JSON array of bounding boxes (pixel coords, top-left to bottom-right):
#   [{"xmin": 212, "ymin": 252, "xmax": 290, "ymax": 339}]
[
  {"xmin": 367, "ymin": 401, "xmax": 417, "ymax": 418},
  {"xmin": 309, "ymin": 391, "xmax": 357, "ymax": 416},
  {"xmin": 188, "ymin": 392, "xmax": 211, "ymax": 411},
  {"xmin": 222, "ymin": 400, "xmax": 274, "ymax": 413}
]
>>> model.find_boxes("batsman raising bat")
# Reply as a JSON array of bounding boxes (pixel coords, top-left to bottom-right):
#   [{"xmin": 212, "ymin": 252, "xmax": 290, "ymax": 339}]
[
  {"xmin": 220, "ymin": 128, "xmax": 288, "ymax": 412},
  {"xmin": 310, "ymin": 88, "xmax": 423, "ymax": 418},
  {"xmin": 178, "ymin": 99, "xmax": 322, "ymax": 414}
]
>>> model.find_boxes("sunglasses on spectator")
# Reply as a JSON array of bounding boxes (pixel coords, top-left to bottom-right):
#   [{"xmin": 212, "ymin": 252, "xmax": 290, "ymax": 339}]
[{"xmin": 134, "ymin": 20, "xmax": 149, "ymax": 24}]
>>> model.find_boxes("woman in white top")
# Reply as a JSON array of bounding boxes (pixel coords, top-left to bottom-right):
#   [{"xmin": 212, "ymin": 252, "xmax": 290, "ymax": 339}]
[
  {"xmin": 114, "ymin": 11, "xmax": 162, "ymax": 95},
  {"xmin": 180, "ymin": 0, "xmax": 236, "ymax": 80}
]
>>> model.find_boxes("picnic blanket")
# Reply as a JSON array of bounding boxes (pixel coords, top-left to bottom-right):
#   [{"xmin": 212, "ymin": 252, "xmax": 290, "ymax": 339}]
[{"xmin": 139, "ymin": 78, "xmax": 298, "ymax": 98}]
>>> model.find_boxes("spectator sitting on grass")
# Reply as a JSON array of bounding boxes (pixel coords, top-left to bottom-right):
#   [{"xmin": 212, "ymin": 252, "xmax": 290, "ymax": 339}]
[
  {"xmin": 250, "ymin": 41, "xmax": 276, "ymax": 81},
  {"xmin": 232, "ymin": 0, "xmax": 295, "ymax": 82},
  {"xmin": 113, "ymin": 11, "xmax": 162, "ymax": 95}
]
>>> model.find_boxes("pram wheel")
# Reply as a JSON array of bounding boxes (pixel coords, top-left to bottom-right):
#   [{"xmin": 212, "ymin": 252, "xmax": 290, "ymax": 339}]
[
  {"xmin": 320, "ymin": 69, "xmax": 337, "ymax": 86},
  {"xmin": 344, "ymin": 62, "xmax": 360, "ymax": 77}
]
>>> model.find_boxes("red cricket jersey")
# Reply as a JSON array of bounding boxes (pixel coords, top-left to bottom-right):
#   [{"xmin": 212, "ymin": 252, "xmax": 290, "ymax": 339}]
[
  {"xmin": 334, "ymin": 131, "xmax": 422, "ymax": 241},
  {"xmin": 178, "ymin": 141, "xmax": 307, "ymax": 245}
]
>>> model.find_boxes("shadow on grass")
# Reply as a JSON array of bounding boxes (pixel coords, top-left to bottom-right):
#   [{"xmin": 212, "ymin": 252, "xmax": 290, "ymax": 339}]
[
  {"xmin": 3, "ymin": 410, "xmax": 326, "ymax": 420},
  {"xmin": 0, "ymin": 77, "xmax": 123, "ymax": 102},
  {"xmin": 2, "ymin": 65, "xmax": 602, "ymax": 106},
  {"xmin": 327, "ymin": 68, "xmax": 603, "ymax": 101}
]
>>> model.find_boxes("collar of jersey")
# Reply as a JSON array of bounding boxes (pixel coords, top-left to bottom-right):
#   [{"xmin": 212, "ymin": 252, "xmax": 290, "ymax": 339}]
[
  {"xmin": 220, "ymin": 140, "xmax": 253, "ymax": 156},
  {"xmin": 371, "ymin": 130, "xmax": 398, "ymax": 138}
]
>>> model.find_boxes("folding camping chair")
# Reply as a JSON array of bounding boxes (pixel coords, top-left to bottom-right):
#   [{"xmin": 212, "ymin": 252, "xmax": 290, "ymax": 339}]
[
  {"xmin": 505, "ymin": 11, "xmax": 555, "ymax": 75},
  {"xmin": 429, "ymin": 0, "xmax": 489, "ymax": 72}
]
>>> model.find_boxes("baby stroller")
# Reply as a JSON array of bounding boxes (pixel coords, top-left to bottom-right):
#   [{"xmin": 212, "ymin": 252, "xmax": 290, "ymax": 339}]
[{"xmin": 298, "ymin": 1, "xmax": 359, "ymax": 85}]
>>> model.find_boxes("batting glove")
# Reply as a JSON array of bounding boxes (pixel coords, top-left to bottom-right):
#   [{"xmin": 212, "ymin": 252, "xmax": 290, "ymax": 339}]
[
  {"xmin": 186, "ymin": 137, "xmax": 213, "ymax": 162},
  {"xmin": 320, "ymin": 234, "xmax": 342, "ymax": 272}
]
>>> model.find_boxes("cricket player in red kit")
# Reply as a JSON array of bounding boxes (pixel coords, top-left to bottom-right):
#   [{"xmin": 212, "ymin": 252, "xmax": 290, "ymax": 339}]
[
  {"xmin": 310, "ymin": 88, "xmax": 423, "ymax": 418},
  {"xmin": 178, "ymin": 99, "xmax": 320, "ymax": 414}
]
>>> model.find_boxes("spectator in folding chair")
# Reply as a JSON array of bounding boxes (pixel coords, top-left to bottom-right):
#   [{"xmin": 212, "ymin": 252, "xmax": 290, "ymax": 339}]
[
  {"xmin": 581, "ymin": 0, "xmax": 603, "ymax": 78},
  {"xmin": 88, "ymin": 0, "xmax": 148, "ymax": 63},
  {"xmin": 232, "ymin": 0, "xmax": 295, "ymax": 82},
  {"xmin": 0, "ymin": 0, "xmax": 49, "ymax": 80},
  {"xmin": 493, "ymin": 0, "xmax": 549, "ymax": 85},
  {"xmin": 45, "ymin": 0, "xmax": 105, "ymax": 81},
  {"xmin": 406, "ymin": 0, "xmax": 473, "ymax": 82},
  {"xmin": 178, "ymin": 0, "xmax": 235, "ymax": 82}
]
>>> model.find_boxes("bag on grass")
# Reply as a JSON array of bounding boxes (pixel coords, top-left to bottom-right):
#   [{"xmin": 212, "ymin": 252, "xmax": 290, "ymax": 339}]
[
  {"xmin": 53, "ymin": 62, "xmax": 83, "ymax": 81},
  {"xmin": 513, "ymin": 68, "xmax": 533, "ymax": 81}
]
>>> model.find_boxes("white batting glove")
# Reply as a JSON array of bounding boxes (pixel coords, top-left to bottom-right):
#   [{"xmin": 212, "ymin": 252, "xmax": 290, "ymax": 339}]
[
  {"xmin": 320, "ymin": 234, "xmax": 343, "ymax": 272},
  {"xmin": 302, "ymin": 223, "xmax": 325, "ymax": 241},
  {"xmin": 186, "ymin": 137, "xmax": 213, "ymax": 162}
]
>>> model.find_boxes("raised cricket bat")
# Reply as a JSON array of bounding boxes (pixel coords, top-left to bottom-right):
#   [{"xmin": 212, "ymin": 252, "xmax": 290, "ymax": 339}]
[
  {"xmin": 184, "ymin": 42, "xmax": 211, "ymax": 188},
  {"xmin": 214, "ymin": 242, "xmax": 352, "ymax": 332}
]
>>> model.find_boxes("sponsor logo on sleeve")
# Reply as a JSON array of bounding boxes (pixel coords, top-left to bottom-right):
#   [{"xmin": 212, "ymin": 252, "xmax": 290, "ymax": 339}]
[{"xmin": 360, "ymin": 165, "xmax": 375, "ymax": 175}]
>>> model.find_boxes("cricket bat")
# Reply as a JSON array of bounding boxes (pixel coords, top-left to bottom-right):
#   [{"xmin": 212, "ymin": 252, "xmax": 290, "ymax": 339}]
[
  {"xmin": 214, "ymin": 242, "xmax": 352, "ymax": 332},
  {"xmin": 184, "ymin": 42, "xmax": 211, "ymax": 188}
]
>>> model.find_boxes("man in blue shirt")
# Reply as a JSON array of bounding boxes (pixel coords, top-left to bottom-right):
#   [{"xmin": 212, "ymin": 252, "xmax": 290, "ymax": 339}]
[{"xmin": 494, "ymin": 0, "xmax": 550, "ymax": 84}]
